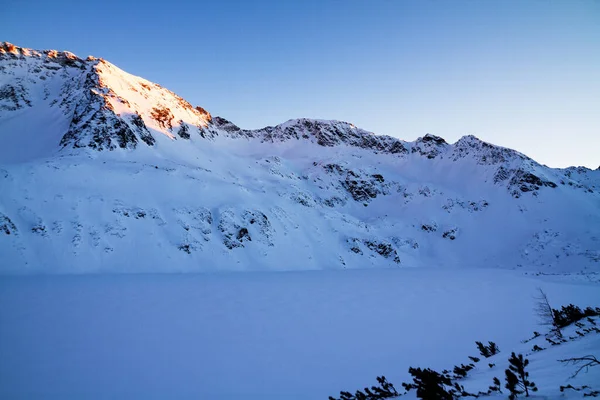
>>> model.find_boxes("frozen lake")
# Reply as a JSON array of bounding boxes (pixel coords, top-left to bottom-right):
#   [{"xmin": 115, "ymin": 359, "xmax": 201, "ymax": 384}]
[{"xmin": 1, "ymin": 268, "xmax": 599, "ymax": 399}]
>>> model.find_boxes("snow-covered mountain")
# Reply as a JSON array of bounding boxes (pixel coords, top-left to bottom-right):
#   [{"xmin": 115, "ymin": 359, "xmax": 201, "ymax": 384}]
[{"xmin": 1, "ymin": 42, "xmax": 599, "ymax": 273}]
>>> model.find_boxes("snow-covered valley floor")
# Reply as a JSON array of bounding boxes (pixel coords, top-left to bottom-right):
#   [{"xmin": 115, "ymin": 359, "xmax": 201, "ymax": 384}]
[{"xmin": 1, "ymin": 268, "xmax": 599, "ymax": 399}]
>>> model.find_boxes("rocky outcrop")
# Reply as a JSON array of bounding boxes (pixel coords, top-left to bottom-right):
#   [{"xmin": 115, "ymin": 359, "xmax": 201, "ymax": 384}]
[
  {"xmin": 421, "ymin": 223, "xmax": 437, "ymax": 233},
  {"xmin": 129, "ymin": 113, "xmax": 156, "ymax": 145},
  {"xmin": 411, "ymin": 134, "xmax": 448, "ymax": 159},
  {"xmin": 59, "ymin": 65, "xmax": 140, "ymax": 150},
  {"xmin": 151, "ymin": 106, "xmax": 174, "ymax": 130},
  {"xmin": 1, "ymin": 42, "xmax": 86, "ymax": 69},
  {"xmin": 494, "ymin": 167, "xmax": 557, "ymax": 197},
  {"xmin": 211, "ymin": 116, "xmax": 243, "ymax": 135},
  {"xmin": 0, "ymin": 213, "xmax": 17, "ymax": 235},
  {"xmin": 176, "ymin": 121, "xmax": 190, "ymax": 139},
  {"xmin": 218, "ymin": 209, "xmax": 274, "ymax": 250},
  {"xmin": 0, "ymin": 83, "xmax": 31, "ymax": 111},
  {"xmin": 443, "ymin": 199, "xmax": 489, "ymax": 213},
  {"xmin": 322, "ymin": 163, "xmax": 396, "ymax": 203},
  {"xmin": 347, "ymin": 237, "xmax": 401, "ymax": 264},
  {"xmin": 442, "ymin": 228, "xmax": 458, "ymax": 240},
  {"xmin": 452, "ymin": 135, "xmax": 527, "ymax": 165}
]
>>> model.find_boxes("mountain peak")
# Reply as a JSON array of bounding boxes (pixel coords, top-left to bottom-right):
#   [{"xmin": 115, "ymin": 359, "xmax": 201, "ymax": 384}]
[
  {"xmin": 1, "ymin": 42, "xmax": 84, "ymax": 64},
  {"xmin": 0, "ymin": 43, "xmax": 219, "ymax": 158},
  {"xmin": 452, "ymin": 134, "xmax": 529, "ymax": 165},
  {"xmin": 418, "ymin": 133, "xmax": 447, "ymax": 144}
]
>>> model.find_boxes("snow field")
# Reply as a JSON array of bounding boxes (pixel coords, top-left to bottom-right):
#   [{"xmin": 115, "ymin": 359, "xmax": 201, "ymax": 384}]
[{"xmin": 1, "ymin": 268, "xmax": 599, "ymax": 399}]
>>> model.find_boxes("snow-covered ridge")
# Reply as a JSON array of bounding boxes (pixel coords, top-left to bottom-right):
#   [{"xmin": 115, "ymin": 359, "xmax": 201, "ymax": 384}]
[
  {"xmin": 0, "ymin": 42, "xmax": 569, "ymax": 167},
  {"xmin": 1, "ymin": 42, "xmax": 598, "ymax": 177},
  {"xmin": 1, "ymin": 42, "xmax": 599, "ymax": 274},
  {"xmin": 0, "ymin": 41, "xmax": 85, "ymax": 64}
]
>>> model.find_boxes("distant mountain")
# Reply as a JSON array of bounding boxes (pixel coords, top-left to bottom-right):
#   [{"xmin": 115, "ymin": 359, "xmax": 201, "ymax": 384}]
[{"xmin": 1, "ymin": 42, "xmax": 599, "ymax": 273}]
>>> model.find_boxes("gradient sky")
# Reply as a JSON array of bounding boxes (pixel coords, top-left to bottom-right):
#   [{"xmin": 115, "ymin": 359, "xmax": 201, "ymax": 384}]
[{"xmin": 3, "ymin": 0, "xmax": 599, "ymax": 168}]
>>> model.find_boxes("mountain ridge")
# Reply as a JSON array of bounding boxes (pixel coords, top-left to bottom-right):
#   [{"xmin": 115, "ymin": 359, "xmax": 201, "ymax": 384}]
[
  {"xmin": 1, "ymin": 41, "xmax": 580, "ymax": 169},
  {"xmin": 1, "ymin": 42, "xmax": 599, "ymax": 274}
]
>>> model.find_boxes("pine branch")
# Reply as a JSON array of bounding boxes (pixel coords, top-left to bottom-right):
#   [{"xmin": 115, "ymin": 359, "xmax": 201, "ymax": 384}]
[{"xmin": 559, "ymin": 355, "xmax": 600, "ymax": 378}]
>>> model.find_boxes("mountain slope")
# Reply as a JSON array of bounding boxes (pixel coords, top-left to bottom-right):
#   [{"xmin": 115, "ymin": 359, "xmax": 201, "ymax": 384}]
[{"xmin": 1, "ymin": 42, "xmax": 599, "ymax": 273}]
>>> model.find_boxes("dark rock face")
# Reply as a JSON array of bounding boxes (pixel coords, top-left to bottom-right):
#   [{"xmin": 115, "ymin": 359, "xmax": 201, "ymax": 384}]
[
  {"xmin": 385, "ymin": 141, "xmax": 409, "ymax": 154},
  {"xmin": 247, "ymin": 119, "xmax": 408, "ymax": 156},
  {"xmin": 564, "ymin": 166, "xmax": 591, "ymax": 176},
  {"xmin": 151, "ymin": 106, "xmax": 174, "ymax": 130},
  {"xmin": 558, "ymin": 167, "xmax": 597, "ymax": 193},
  {"xmin": 442, "ymin": 199, "xmax": 489, "ymax": 213},
  {"xmin": 173, "ymin": 207, "xmax": 212, "ymax": 251},
  {"xmin": 321, "ymin": 196, "xmax": 346, "ymax": 208},
  {"xmin": 513, "ymin": 171, "xmax": 557, "ymax": 190},
  {"xmin": 113, "ymin": 119, "xmax": 139, "ymax": 149},
  {"xmin": 341, "ymin": 170, "xmax": 380, "ymax": 202},
  {"xmin": 411, "ymin": 134, "xmax": 449, "ymax": 159},
  {"xmin": 507, "ymin": 169, "xmax": 557, "ymax": 197},
  {"xmin": 62, "ymin": 111, "xmax": 139, "ymax": 151},
  {"xmin": 218, "ymin": 209, "xmax": 273, "ymax": 249},
  {"xmin": 241, "ymin": 210, "xmax": 274, "ymax": 246},
  {"xmin": 0, "ymin": 83, "xmax": 31, "ymax": 111},
  {"xmin": 442, "ymin": 228, "xmax": 457, "ymax": 240},
  {"xmin": 391, "ymin": 237, "xmax": 419, "ymax": 250},
  {"xmin": 350, "ymin": 245, "xmax": 362, "ymax": 254},
  {"xmin": 347, "ymin": 238, "xmax": 363, "ymax": 255},
  {"xmin": 31, "ymin": 225, "xmax": 47, "ymax": 235},
  {"xmin": 364, "ymin": 240, "xmax": 401, "ymax": 263},
  {"xmin": 194, "ymin": 106, "xmax": 212, "ymax": 121},
  {"xmin": 212, "ymin": 116, "xmax": 244, "ymax": 135},
  {"xmin": 130, "ymin": 113, "xmax": 155, "ymax": 146},
  {"xmin": 112, "ymin": 206, "xmax": 152, "ymax": 219},
  {"xmin": 244, "ymin": 210, "xmax": 270, "ymax": 234},
  {"xmin": 217, "ymin": 211, "xmax": 236, "ymax": 249},
  {"xmin": 421, "ymin": 224, "xmax": 437, "ymax": 232},
  {"xmin": 177, "ymin": 121, "xmax": 190, "ymax": 139},
  {"xmin": 0, "ymin": 213, "xmax": 17, "ymax": 235},
  {"xmin": 348, "ymin": 238, "xmax": 401, "ymax": 264},
  {"xmin": 291, "ymin": 191, "xmax": 316, "ymax": 207},
  {"xmin": 420, "ymin": 134, "xmax": 447, "ymax": 145},
  {"xmin": 494, "ymin": 166, "xmax": 557, "ymax": 197},
  {"xmin": 236, "ymin": 227, "xmax": 251, "ymax": 242},
  {"xmin": 323, "ymin": 163, "xmax": 345, "ymax": 175},
  {"xmin": 372, "ymin": 174, "xmax": 384, "ymax": 183},
  {"xmin": 60, "ymin": 68, "xmax": 140, "ymax": 150},
  {"xmin": 178, "ymin": 244, "xmax": 191, "ymax": 254},
  {"xmin": 322, "ymin": 163, "xmax": 392, "ymax": 203},
  {"xmin": 494, "ymin": 166, "xmax": 512, "ymax": 184}
]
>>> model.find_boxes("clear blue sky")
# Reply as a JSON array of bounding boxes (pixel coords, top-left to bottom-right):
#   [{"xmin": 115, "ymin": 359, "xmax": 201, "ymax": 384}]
[{"xmin": 4, "ymin": 0, "xmax": 599, "ymax": 168}]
